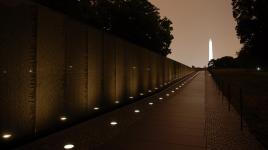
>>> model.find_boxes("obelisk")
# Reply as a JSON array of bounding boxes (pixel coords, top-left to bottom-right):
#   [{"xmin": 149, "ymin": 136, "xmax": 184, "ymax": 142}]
[{"xmin": 209, "ymin": 38, "xmax": 213, "ymax": 61}]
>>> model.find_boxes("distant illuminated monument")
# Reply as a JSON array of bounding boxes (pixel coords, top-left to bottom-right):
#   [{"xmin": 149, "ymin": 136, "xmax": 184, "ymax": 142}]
[{"xmin": 209, "ymin": 38, "xmax": 213, "ymax": 61}]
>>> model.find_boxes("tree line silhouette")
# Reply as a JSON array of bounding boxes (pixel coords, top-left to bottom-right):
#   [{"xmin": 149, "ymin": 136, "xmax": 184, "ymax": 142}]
[
  {"xmin": 35, "ymin": 0, "xmax": 174, "ymax": 56},
  {"xmin": 209, "ymin": 0, "xmax": 268, "ymax": 69}
]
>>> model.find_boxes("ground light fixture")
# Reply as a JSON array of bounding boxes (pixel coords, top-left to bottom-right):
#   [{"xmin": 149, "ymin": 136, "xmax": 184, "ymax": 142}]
[
  {"xmin": 115, "ymin": 101, "xmax": 120, "ymax": 104},
  {"xmin": 2, "ymin": 133, "xmax": 12, "ymax": 140},
  {"xmin": 64, "ymin": 144, "xmax": 75, "ymax": 149},
  {"xmin": 154, "ymin": 87, "xmax": 158, "ymax": 90},
  {"xmin": 129, "ymin": 96, "xmax": 134, "ymax": 99},
  {"xmin": 159, "ymin": 97, "xmax": 163, "ymax": 100},
  {"xmin": 148, "ymin": 102, "xmax": 154, "ymax": 105},
  {"xmin": 171, "ymin": 90, "xmax": 175, "ymax": 93},
  {"xmin": 166, "ymin": 94, "xmax": 170, "ymax": 97},
  {"xmin": 175, "ymin": 87, "xmax": 179, "ymax": 90},
  {"xmin": 110, "ymin": 121, "xmax": 118, "ymax": 126},
  {"xmin": 140, "ymin": 93, "xmax": 144, "ymax": 96},
  {"xmin": 257, "ymin": 67, "xmax": 261, "ymax": 71},
  {"xmin": 93, "ymin": 107, "xmax": 99, "ymax": 110},
  {"xmin": 148, "ymin": 90, "xmax": 152, "ymax": 93},
  {"xmin": 60, "ymin": 116, "xmax": 68, "ymax": 121},
  {"xmin": 134, "ymin": 109, "xmax": 140, "ymax": 113}
]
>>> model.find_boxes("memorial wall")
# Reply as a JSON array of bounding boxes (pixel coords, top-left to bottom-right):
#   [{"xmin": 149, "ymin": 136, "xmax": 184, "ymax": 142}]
[{"xmin": 0, "ymin": 1, "xmax": 193, "ymax": 145}]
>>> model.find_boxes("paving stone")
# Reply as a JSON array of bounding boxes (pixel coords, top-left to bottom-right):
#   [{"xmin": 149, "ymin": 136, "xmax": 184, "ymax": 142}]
[{"xmin": 205, "ymin": 71, "xmax": 265, "ymax": 150}]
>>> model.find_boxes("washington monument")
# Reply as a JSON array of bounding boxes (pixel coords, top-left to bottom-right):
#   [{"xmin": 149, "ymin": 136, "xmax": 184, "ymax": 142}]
[{"xmin": 209, "ymin": 38, "xmax": 213, "ymax": 61}]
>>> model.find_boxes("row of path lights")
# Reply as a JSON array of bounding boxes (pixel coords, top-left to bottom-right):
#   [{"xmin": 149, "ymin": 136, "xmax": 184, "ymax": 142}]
[
  {"xmin": 1, "ymin": 74, "xmax": 196, "ymax": 149},
  {"xmin": 129, "ymin": 82, "xmax": 170, "ymax": 101}
]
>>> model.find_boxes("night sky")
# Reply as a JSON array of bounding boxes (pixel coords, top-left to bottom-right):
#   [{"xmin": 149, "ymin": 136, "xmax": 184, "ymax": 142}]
[{"xmin": 150, "ymin": 0, "xmax": 242, "ymax": 67}]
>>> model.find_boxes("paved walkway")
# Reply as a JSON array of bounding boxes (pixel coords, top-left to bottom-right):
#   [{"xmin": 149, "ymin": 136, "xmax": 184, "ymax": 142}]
[
  {"xmin": 205, "ymin": 71, "xmax": 264, "ymax": 150},
  {"xmin": 16, "ymin": 71, "xmax": 264, "ymax": 150},
  {"xmin": 100, "ymin": 72, "xmax": 206, "ymax": 150}
]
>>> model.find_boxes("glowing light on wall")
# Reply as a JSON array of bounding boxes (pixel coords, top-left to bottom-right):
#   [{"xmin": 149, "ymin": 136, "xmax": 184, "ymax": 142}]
[{"xmin": 3, "ymin": 70, "xmax": 7, "ymax": 74}]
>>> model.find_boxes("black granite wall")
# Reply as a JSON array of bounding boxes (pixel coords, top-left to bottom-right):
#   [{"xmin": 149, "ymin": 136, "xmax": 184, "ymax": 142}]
[{"xmin": 0, "ymin": 2, "xmax": 193, "ymax": 146}]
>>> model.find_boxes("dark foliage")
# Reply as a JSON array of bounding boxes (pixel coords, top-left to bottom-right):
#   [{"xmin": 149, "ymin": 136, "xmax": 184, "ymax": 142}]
[
  {"xmin": 232, "ymin": 0, "xmax": 268, "ymax": 67},
  {"xmin": 35, "ymin": 0, "xmax": 174, "ymax": 56},
  {"xmin": 208, "ymin": 56, "xmax": 238, "ymax": 69}
]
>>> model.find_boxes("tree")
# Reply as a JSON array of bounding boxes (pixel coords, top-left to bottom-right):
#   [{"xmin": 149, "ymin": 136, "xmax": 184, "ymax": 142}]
[
  {"xmin": 36, "ymin": 0, "xmax": 174, "ymax": 56},
  {"xmin": 232, "ymin": 0, "xmax": 268, "ymax": 67},
  {"xmin": 208, "ymin": 56, "xmax": 237, "ymax": 69},
  {"xmin": 158, "ymin": 17, "xmax": 174, "ymax": 55}
]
